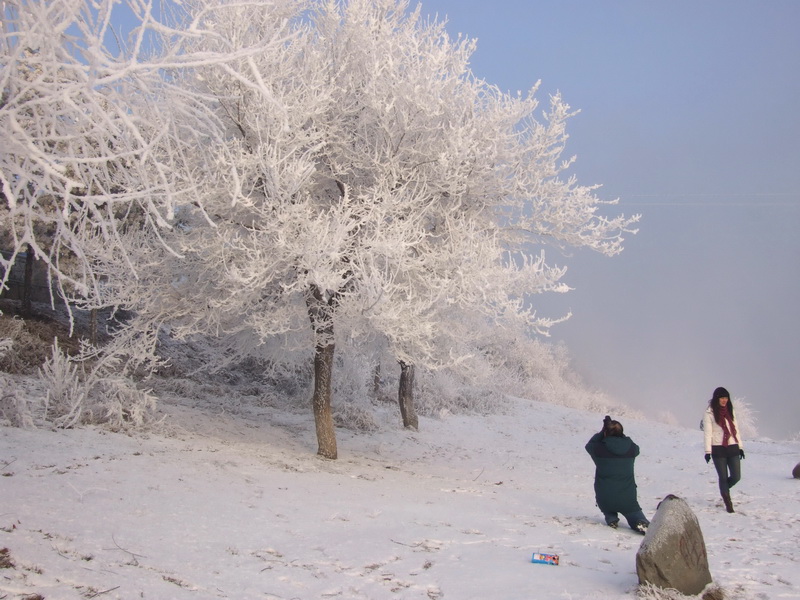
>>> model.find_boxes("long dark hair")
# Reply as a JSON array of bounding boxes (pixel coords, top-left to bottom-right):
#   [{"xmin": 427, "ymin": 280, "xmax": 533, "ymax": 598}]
[{"xmin": 709, "ymin": 386, "xmax": 735, "ymax": 425}]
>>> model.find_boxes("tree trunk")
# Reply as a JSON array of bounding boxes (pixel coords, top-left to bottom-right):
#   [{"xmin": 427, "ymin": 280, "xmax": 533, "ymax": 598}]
[
  {"xmin": 311, "ymin": 341, "xmax": 337, "ymax": 459},
  {"xmin": 89, "ymin": 308, "xmax": 98, "ymax": 346},
  {"xmin": 398, "ymin": 361, "xmax": 418, "ymax": 430},
  {"xmin": 21, "ymin": 244, "xmax": 34, "ymax": 317},
  {"xmin": 306, "ymin": 284, "xmax": 338, "ymax": 459},
  {"xmin": 373, "ymin": 362, "xmax": 381, "ymax": 399}
]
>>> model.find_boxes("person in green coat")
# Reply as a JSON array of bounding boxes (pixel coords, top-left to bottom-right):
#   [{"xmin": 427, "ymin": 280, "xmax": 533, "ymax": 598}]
[{"xmin": 585, "ymin": 416, "xmax": 650, "ymax": 533}]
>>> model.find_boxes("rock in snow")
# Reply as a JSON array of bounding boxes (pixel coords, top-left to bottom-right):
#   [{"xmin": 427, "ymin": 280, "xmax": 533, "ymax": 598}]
[{"xmin": 636, "ymin": 494, "xmax": 713, "ymax": 596}]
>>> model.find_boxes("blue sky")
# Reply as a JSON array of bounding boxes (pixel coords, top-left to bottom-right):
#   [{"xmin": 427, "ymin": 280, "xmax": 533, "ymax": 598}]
[{"xmin": 418, "ymin": 0, "xmax": 800, "ymax": 438}]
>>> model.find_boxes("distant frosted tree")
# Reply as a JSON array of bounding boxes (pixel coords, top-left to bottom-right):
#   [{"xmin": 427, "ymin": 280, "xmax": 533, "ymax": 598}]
[
  {"xmin": 134, "ymin": 0, "xmax": 638, "ymax": 458},
  {"xmin": 733, "ymin": 397, "xmax": 758, "ymax": 439}
]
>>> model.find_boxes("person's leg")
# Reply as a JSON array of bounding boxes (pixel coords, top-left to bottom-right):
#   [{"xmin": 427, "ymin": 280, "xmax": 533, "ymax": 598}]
[
  {"xmin": 602, "ymin": 511, "xmax": 619, "ymax": 527},
  {"xmin": 727, "ymin": 454, "xmax": 742, "ymax": 489},
  {"xmin": 711, "ymin": 455, "xmax": 730, "ymax": 496},
  {"xmin": 712, "ymin": 454, "xmax": 736, "ymax": 512},
  {"xmin": 623, "ymin": 510, "xmax": 649, "ymax": 531}
]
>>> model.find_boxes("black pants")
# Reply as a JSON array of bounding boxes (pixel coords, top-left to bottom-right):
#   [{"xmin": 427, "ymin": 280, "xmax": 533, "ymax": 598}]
[{"xmin": 711, "ymin": 445, "xmax": 741, "ymax": 496}]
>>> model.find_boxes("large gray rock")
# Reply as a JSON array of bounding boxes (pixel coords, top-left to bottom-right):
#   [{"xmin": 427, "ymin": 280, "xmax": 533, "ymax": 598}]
[
  {"xmin": 793, "ymin": 462, "xmax": 800, "ymax": 479},
  {"xmin": 636, "ymin": 494, "xmax": 712, "ymax": 596}
]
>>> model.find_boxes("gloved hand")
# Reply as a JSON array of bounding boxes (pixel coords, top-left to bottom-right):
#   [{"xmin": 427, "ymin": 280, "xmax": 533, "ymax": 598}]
[
  {"xmin": 704, "ymin": 453, "xmax": 711, "ymax": 463},
  {"xmin": 739, "ymin": 449, "xmax": 745, "ymax": 459}
]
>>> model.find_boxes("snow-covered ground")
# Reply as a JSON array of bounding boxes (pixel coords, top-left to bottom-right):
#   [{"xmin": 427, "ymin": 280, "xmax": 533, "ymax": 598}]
[{"xmin": 1, "ymin": 391, "xmax": 798, "ymax": 599}]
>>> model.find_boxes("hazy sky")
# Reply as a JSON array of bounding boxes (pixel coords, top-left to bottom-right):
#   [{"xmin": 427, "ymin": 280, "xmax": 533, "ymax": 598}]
[{"xmin": 418, "ymin": 0, "xmax": 800, "ymax": 438}]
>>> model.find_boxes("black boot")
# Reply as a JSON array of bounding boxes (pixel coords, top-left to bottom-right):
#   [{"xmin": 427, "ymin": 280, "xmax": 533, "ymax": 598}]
[{"xmin": 722, "ymin": 493, "xmax": 734, "ymax": 513}]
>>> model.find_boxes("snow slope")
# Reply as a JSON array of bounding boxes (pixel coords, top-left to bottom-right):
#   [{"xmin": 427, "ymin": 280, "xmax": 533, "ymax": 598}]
[{"xmin": 1, "ymin": 392, "xmax": 798, "ymax": 599}]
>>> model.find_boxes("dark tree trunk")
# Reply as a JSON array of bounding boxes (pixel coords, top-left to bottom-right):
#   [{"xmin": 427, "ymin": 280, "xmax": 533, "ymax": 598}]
[
  {"xmin": 306, "ymin": 284, "xmax": 338, "ymax": 459},
  {"xmin": 398, "ymin": 361, "xmax": 418, "ymax": 430},
  {"xmin": 89, "ymin": 308, "xmax": 98, "ymax": 346},
  {"xmin": 21, "ymin": 244, "xmax": 34, "ymax": 317},
  {"xmin": 373, "ymin": 362, "xmax": 381, "ymax": 399}
]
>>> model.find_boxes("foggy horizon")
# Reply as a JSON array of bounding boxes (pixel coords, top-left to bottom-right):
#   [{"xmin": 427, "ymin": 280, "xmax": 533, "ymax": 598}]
[{"xmin": 423, "ymin": 0, "xmax": 800, "ymax": 439}]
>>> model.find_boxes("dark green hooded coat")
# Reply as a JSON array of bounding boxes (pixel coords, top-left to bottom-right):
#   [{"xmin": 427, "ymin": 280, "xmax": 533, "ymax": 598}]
[{"xmin": 585, "ymin": 432, "xmax": 642, "ymax": 515}]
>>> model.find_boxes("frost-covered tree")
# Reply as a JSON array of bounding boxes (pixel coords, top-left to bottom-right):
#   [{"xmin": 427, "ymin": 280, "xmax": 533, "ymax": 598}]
[
  {"xmin": 0, "ymin": 0, "xmax": 252, "ymax": 322},
  {"xmin": 0, "ymin": 0, "xmax": 322, "ymax": 429},
  {"xmin": 134, "ymin": 0, "xmax": 637, "ymax": 459}
]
